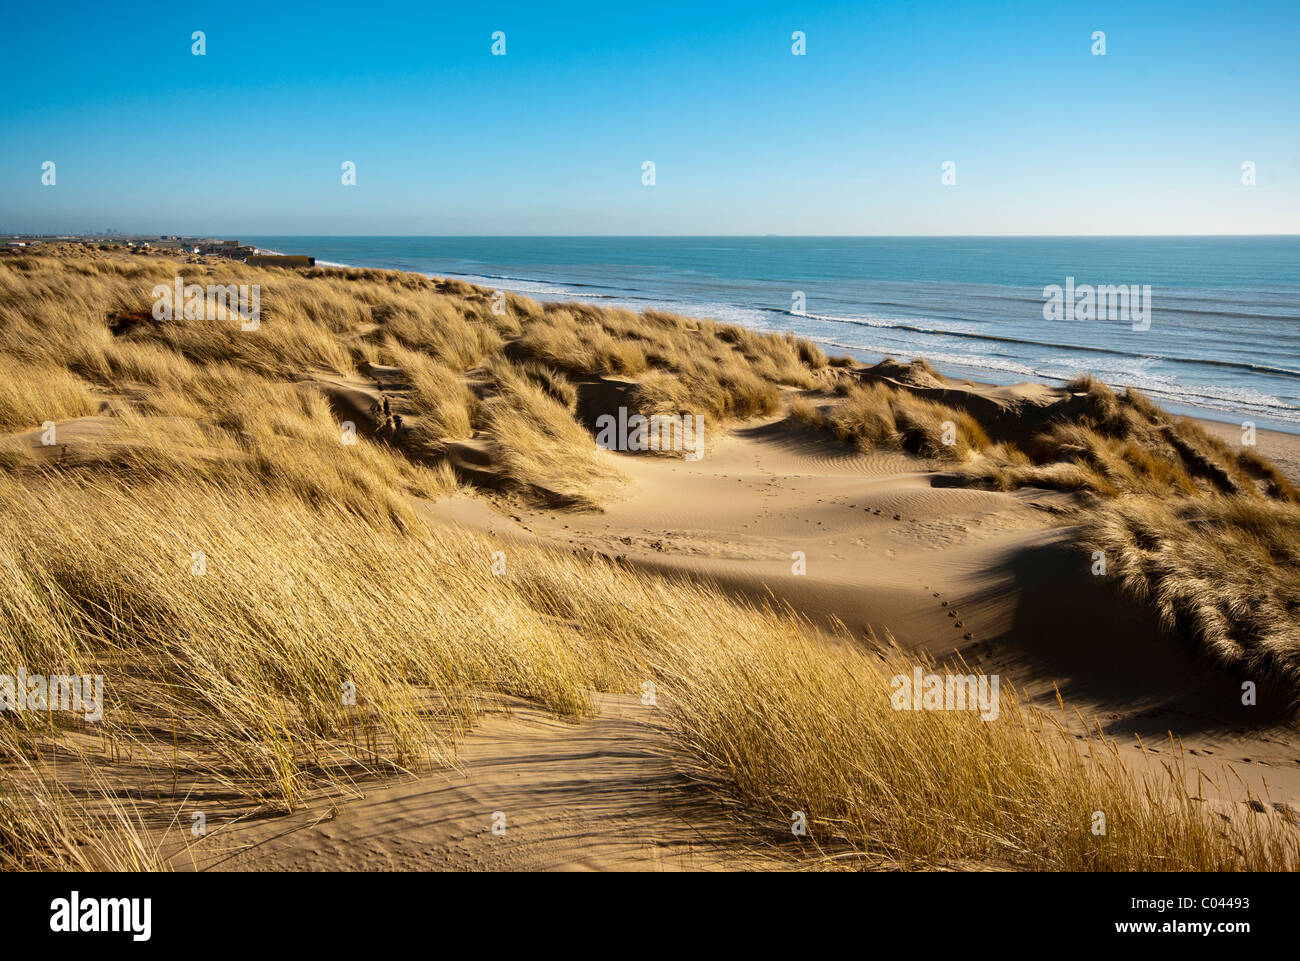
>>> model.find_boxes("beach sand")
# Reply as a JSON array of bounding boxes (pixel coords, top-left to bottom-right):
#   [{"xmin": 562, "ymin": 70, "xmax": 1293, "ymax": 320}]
[
  {"xmin": 1195, "ymin": 418, "xmax": 1300, "ymax": 487},
  {"xmin": 191, "ymin": 385, "xmax": 1300, "ymax": 871}
]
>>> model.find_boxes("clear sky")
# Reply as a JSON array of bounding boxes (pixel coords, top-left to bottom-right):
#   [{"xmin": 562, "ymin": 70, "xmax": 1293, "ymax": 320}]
[{"xmin": 2, "ymin": 0, "xmax": 1297, "ymax": 236}]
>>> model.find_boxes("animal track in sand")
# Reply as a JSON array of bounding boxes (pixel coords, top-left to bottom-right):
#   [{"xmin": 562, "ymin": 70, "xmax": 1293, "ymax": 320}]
[
  {"xmin": 921, "ymin": 580, "xmax": 975, "ymax": 642},
  {"xmin": 862, "ymin": 505, "xmax": 925, "ymax": 526}
]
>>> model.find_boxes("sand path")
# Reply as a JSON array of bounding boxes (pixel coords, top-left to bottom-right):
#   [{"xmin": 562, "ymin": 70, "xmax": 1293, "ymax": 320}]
[{"xmin": 177, "ymin": 693, "xmax": 783, "ymax": 872}]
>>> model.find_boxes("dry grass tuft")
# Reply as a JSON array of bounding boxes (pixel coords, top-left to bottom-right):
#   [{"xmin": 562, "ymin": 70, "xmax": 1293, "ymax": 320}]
[
  {"xmin": 0, "ymin": 357, "xmax": 98, "ymax": 432},
  {"xmin": 482, "ymin": 360, "xmax": 625, "ymax": 509},
  {"xmin": 1082, "ymin": 496, "xmax": 1300, "ymax": 696},
  {"xmin": 831, "ymin": 382, "xmax": 990, "ymax": 461}
]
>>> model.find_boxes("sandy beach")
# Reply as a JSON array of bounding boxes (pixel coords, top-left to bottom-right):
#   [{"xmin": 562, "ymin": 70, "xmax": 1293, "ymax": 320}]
[{"xmin": 1196, "ymin": 418, "xmax": 1300, "ymax": 487}]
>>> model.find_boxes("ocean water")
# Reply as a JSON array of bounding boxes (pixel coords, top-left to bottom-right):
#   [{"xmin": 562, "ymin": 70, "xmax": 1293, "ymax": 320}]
[{"xmin": 248, "ymin": 236, "xmax": 1300, "ymax": 433}]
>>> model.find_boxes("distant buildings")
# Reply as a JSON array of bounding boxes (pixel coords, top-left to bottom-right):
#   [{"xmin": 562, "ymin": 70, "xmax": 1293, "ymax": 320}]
[
  {"xmin": 245, "ymin": 254, "xmax": 315, "ymax": 268},
  {"xmin": 0, "ymin": 235, "xmax": 317, "ymax": 269}
]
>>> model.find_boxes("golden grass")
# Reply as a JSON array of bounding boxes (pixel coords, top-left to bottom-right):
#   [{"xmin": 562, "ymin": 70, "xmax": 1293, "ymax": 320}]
[
  {"xmin": 831, "ymin": 381, "xmax": 990, "ymax": 461},
  {"xmin": 482, "ymin": 359, "xmax": 625, "ymax": 508},
  {"xmin": 0, "ymin": 246, "xmax": 1296, "ymax": 872},
  {"xmin": 0, "ymin": 749, "xmax": 164, "ymax": 871},
  {"xmin": 0, "ymin": 477, "xmax": 597, "ymax": 809},
  {"xmin": 657, "ymin": 639, "xmax": 1296, "ymax": 870},
  {"xmin": 1081, "ymin": 496, "xmax": 1300, "ymax": 697},
  {"xmin": 0, "ymin": 246, "xmax": 828, "ymax": 510},
  {"xmin": 0, "ymin": 474, "xmax": 1292, "ymax": 871},
  {"xmin": 514, "ymin": 302, "xmax": 817, "ymax": 419},
  {"xmin": 384, "ymin": 340, "xmax": 477, "ymax": 448},
  {"xmin": 371, "ymin": 295, "xmax": 503, "ymax": 371},
  {"xmin": 0, "ymin": 357, "xmax": 98, "ymax": 432},
  {"xmin": 512, "ymin": 542, "xmax": 1297, "ymax": 870},
  {"xmin": 788, "ymin": 395, "xmax": 825, "ymax": 428},
  {"xmin": 810, "ymin": 366, "xmax": 1298, "ymax": 505}
]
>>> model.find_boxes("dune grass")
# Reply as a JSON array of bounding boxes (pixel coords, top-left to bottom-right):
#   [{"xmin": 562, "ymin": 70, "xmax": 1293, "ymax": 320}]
[
  {"xmin": 0, "ymin": 245, "xmax": 1297, "ymax": 872},
  {"xmin": 1081, "ymin": 496, "xmax": 1300, "ymax": 698},
  {"xmin": 0, "ymin": 357, "xmax": 99, "ymax": 432},
  {"xmin": 980, "ymin": 375, "xmax": 1300, "ymax": 501},
  {"xmin": 810, "ymin": 364, "xmax": 1299, "ymax": 503},
  {"xmin": 481, "ymin": 358, "xmax": 625, "ymax": 508},
  {"xmin": 829, "ymin": 380, "xmax": 991, "ymax": 461},
  {"xmin": 384, "ymin": 339, "xmax": 478, "ymax": 449},
  {"xmin": 0, "ymin": 246, "xmax": 830, "ymax": 511},
  {"xmin": 801, "ymin": 362, "xmax": 1300, "ymax": 691},
  {"xmin": 0, "ymin": 473, "xmax": 1293, "ymax": 871}
]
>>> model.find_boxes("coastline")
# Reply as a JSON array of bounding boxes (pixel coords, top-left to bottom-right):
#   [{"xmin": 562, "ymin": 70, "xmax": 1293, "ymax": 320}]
[
  {"xmin": 1194, "ymin": 417, "xmax": 1300, "ymax": 485},
  {"xmin": 257, "ymin": 237, "xmax": 1300, "ymax": 437},
  {"xmin": 234, "ymin": 236, "xmax": 1300, "ymax": 481}
]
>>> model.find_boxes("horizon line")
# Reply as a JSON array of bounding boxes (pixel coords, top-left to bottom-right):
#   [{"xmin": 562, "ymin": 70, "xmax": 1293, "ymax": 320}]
[{"xmin": 8, "ymin": 232, "xmax": 1300, "ymax": 240}]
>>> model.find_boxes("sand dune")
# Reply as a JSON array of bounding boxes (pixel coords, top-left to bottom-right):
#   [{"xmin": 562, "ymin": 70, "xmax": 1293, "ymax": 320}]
[
  {"xmin": 3, "ymin": 246, "xmax": 1297, "ymax": 872},
  {"xmin": 185, "ymin": 361, "xmax": 1298, "ymax": 870},
  {"xmin": 417, "ymin": 405, "xmax": 1300, "ymax": 829},
  {"xmin": 179, "ymin": 694, "xmax": 782, "ymax": 872}
]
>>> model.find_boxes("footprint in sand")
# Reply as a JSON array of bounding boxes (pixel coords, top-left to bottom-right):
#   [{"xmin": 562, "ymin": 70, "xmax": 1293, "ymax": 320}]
[{"xmin": 921, "ymin": 577, "xmax": 975, "ymax": 642}]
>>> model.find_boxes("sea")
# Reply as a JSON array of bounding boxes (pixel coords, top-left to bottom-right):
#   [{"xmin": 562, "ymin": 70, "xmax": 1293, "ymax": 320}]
[{"xmin": 246, "ymin": 236, "xmax": 1300, "ymax": 433}]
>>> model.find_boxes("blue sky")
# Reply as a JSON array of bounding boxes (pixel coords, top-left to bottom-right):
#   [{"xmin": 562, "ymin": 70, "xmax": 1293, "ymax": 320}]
[{"xmin": 1, "ymin": 0, "xmax": 1297, "ymax": 235}]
